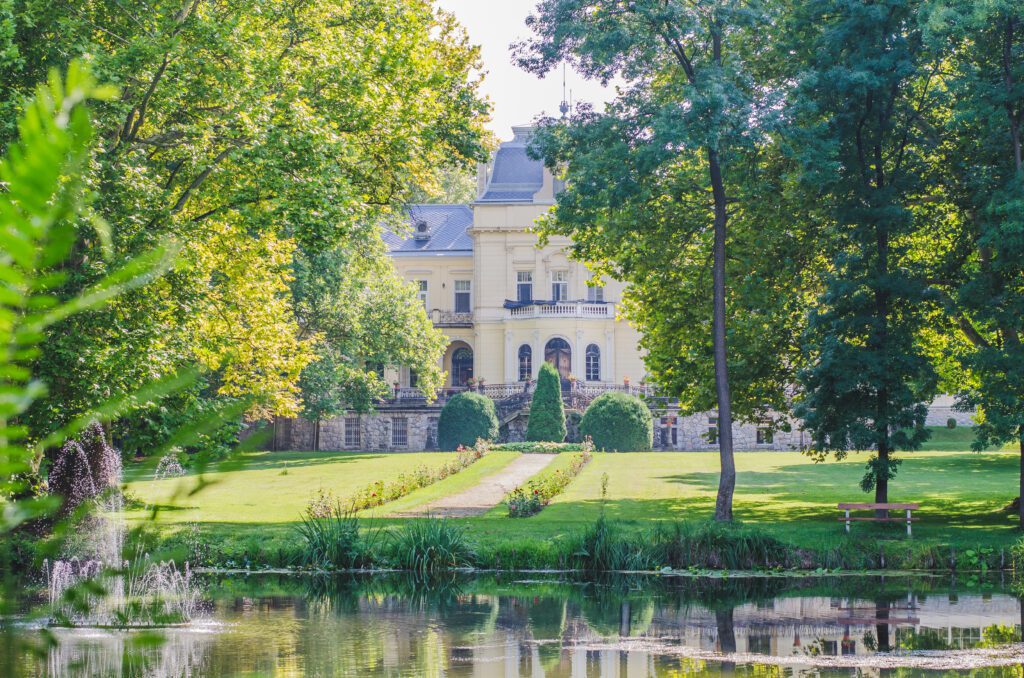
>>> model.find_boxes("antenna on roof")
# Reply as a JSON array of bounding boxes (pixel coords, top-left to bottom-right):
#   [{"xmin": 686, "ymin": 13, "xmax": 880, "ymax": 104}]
[{"xmin": 559, "ymin": 63, "xmax": 569, "ymax": 118}]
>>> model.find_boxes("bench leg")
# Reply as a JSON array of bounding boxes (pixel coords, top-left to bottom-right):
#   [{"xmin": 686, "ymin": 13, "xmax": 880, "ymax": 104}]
[
  {"xmin": 845, "ymin": 509, "xmax": 850, "ymax": 534},
  {"xmin": 906, "ymin": 509, "xmax": 912, "ymax": 538}
]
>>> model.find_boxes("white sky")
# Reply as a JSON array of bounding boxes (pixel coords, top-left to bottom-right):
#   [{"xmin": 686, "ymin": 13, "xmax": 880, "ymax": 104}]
[{"xmin": 435, "ymin": 0, "xmax": 617, "ymax": 141}]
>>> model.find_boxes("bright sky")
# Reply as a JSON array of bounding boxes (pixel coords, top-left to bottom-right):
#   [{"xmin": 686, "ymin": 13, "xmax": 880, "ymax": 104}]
[{"xmin": 435, "ymin": 0, "xmax": 617, "ymax": 141}]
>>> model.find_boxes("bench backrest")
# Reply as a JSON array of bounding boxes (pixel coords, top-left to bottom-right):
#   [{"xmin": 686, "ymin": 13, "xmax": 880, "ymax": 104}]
[{"xmin": 838, "ymin": 502, "xmax": 919, "ymax": 510}]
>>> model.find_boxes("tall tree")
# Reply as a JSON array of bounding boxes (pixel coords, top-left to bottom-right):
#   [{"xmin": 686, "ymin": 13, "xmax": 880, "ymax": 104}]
[
  {"xmin": 0, "ymin": 0, "xmax": 488, "ymax": 441},
  {"xmin": 292, "ymin": 240, "xmax": 448, "ymax": 446},
  {"xmin": 517, "ymin": 0, "xmax": 791, "ymax": 520},
  {"xmin": 920, "ymin": 1, "xmax": 1024, "ymax": 527},
  {"xmin": 788, "ymin": 0, "xmax": 942, "ymax": 510}
]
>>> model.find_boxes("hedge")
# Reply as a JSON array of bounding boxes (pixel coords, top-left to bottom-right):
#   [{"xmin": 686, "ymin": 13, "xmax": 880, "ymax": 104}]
[
  {"xmin": 437, "ymin": 391, "xmax": 499, "ymax": 450},
  {"xmin": 492, "ymin": 442, "xmax": 585, "ymax": 453},
  {"xmin": 580, "ymin": 391, "xmax": 653, "ymax": 451},
  {"xmin": 526, "ymin": 362, "xmax": 566, "ymax": 442}
]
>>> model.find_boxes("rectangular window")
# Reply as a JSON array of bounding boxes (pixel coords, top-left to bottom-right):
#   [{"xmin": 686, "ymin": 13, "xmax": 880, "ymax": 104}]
[
  {"xmin": 409, "ymin": 368, "xmax": 418, "ymax": 389},
  {"xmin": 551, "ymin": 270, "xmax": 568, "ymax": 301},
  {"xmin": 587, "ymin": 283, "xmax": 604, "ymax": 303},
  {"xmin": 757, "ymin": 427, "xmax": 774, "ymax": 445},
  {"xmin": 391, "ymin": 417, "xmax": 408, "ymax": 447},
  {"xmin": 708, "ymin": 417, "xmax": 719, "ymax": 445},
  {"xmin": 516, "ymin": 271, "xmax": 533, "ymax": 303},
  {"xmin": 454, "ymin": 280, "xmax": 471, "ymax": 313},
  {"xmin": 344, "ymin": 417, "xmax": 361, "ymax": 449},
  {"xmin": 416, "ymin": 280, "xmax": 428, "ymax": 309}
]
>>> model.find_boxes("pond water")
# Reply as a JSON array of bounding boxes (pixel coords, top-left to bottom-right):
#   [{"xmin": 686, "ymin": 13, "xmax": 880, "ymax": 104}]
[{"xmin": 5, "ymin": 572, "xmax": 1024, "ymax": 677}]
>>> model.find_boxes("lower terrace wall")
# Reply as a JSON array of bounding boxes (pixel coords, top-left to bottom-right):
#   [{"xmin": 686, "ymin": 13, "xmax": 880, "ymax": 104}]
[{"xmin": 269, "ymin": 407, "xmax": 803, "ymax": 452}]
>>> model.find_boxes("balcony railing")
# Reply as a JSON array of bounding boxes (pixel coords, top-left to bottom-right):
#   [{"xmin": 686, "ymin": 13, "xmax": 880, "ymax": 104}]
[
  {"xmin": 505, "ymin": 300, "xmax": 616, "ymax": 320},
  {"xmin": 429, "ymin": 309, "xmax": 474, "ymax": 327},
  {"xmin": 383, "ymin": 381, "xmax": 658, "ymax": 411}
]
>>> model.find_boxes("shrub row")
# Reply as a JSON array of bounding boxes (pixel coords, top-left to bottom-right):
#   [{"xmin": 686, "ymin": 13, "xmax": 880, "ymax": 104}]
[
  {"xmin": 165, "ymin": 518, "xmax": 1021, "ymax": 574},
  {"xmin": 507, "ymin": 446, "xmax": 593, "ymax": 517},
  {"xmin": 491, "ymin": 441, "xmax": 586, "ymax": 453},
  {"xmin": 346, "ymin": 440, "xmax": 487, "ymax": 511}
]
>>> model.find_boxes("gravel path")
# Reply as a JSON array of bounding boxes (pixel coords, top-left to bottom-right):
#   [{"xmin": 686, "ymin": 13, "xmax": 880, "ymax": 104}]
[{"xmin": 394, "ymin": 453, "xmax": 557, "ymax": 518}]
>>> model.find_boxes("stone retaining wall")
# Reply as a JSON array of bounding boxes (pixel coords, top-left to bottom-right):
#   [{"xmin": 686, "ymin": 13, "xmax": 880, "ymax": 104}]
[{"xmin": 266, "ymin": 401, "xmax": 970, "ymax": 453}]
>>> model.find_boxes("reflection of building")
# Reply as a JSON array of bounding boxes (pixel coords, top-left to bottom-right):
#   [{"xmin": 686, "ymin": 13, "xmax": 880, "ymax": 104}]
[{"xmin": 383, "ymin": 125, "xmax": 645, "ymax": 389}]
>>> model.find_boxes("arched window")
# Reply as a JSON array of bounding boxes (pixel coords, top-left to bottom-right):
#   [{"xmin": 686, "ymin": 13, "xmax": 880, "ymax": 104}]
[
  {"xmin": 585, "ymin": 344, "xmax": 601, "ymax": 382},
  {"xmin": 451, "ymin": 347, "xmax": 473, "ymax": 386},
  {"xmin": 518, "ymin": 345, "xmax": 532, "ymax": 382}
]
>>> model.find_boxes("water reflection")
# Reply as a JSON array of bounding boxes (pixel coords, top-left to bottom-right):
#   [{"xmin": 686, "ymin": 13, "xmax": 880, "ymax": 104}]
[{"xmin": 7, "ymin": 573, "xmax": 1024, "ymax": 676}]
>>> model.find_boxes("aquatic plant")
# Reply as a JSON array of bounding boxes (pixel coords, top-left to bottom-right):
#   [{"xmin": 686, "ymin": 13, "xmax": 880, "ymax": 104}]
[
  {"xmin": 294, "ymin": 503, "xmax": 377, "ymax": 570},
  {"xmin": 388, "ymin": 519, "xmax": 474, "ymax": 576}
]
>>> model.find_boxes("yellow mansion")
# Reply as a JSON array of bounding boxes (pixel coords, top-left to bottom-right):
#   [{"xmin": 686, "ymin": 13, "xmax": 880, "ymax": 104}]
[
  {"xmin": 272, "ymin": 126, "xmax": 963, "ymax": 452},
  {"xmin": 383, "ymin": 125, "xmax": 646, "ymax": 390}
]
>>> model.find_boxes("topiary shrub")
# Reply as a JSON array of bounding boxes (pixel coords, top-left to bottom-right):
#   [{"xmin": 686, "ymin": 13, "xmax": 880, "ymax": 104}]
[
  {"xmin": 527, "ymin": 362, "xmax": 567, "ymax": 442},
  {"xmin": 580, "ymin": 392, "xmax": 653, "ymax": 451},
  {"xmin": 946, "ymin": 417, "xmax": 957, "ymax": 429},
  {"xmin": 437, "ymin": 392, "xmax": 498, "ymax": 450}
]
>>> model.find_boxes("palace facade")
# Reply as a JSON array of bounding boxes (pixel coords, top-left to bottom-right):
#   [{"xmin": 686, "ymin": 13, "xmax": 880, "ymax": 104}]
[
  {"xmin": 268, "ymin": 126, "xmax": 971, "ymax": 453},
  {"xmin": 382, "ymin": 125, "xmax": 645, "ymax": 390}
]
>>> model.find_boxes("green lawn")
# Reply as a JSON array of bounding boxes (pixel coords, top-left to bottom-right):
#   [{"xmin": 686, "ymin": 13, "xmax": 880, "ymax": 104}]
[{"xmin": 125, "ymin": 428, "xmax": 1022, "ymax": 566}]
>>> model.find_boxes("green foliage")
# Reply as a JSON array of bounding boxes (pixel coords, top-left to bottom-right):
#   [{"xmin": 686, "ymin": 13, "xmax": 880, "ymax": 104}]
[
  {"xmin": 293, "ymin": 245, "xmax": 448, "ymax": 420},
  {"xmin": 0, "ymin": 0, "xmax": 489, "ymax": 438},
  {"xmin": 947, "ymin": 418, "xmax": 958, "ymax": 430},
  {"xmin": 526, "ymin": 363, "xmax": 566, "ymax": 442},
  {"xmin": 437, "ymin": 392, "xmax": 498, "ymax": 451},
  {"xmin": 293, "ymin": 503, "xmax": 376, "ymax": 570},
  {"xmin": 507, "ymin": 449, "xmax": 592, "ymax": 517},
  {"xmin": 492, "ymin": 442, "xmax": 585, "ymax": 453},
  {"xmin": 387, "ymin": 519, "xmax": 474, "ymax": 576},
  {"xmin": 788, "ymin": 0, "xmax": 940, "ymax": 499},
  {"xmin": 580, "ymin": 392, "xmax": 653, "ymax": 451}
]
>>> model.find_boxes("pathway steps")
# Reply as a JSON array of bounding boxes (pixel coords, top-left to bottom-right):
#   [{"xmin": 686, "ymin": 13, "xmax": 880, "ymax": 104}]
[{"xmin": 394, "ymin": 453, "xmax": 557, "ymax": 518}]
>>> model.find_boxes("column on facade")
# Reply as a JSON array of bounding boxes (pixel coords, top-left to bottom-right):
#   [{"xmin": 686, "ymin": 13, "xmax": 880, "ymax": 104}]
[
  {"xmin": 604, "ymin": 329, "xmax": 614, "ymax": 383},
  {"xmin": 574, "ymin": 329, "xmax": 584, "ymax": 380},
  {"xmin": 531, "ymin": 329, "xmax": 542, "ymax": 379},
  {"xmin": 504, "ymin": 329, "xmax": 515, "ymax": 383}
]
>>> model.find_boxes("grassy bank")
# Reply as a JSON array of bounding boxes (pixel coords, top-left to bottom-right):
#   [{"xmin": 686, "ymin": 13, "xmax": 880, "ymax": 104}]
[{"xmin": 123, "ymin": 428, "xmax": 1022, "ymax": 572}]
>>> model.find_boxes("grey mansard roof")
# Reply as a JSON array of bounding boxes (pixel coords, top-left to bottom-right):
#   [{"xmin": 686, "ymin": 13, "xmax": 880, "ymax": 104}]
[
  {"xmin": 383, "ymin": 204, "xmax": 473, "ymax": 255},
  {"xmin": 477, "ymin": 128, "xmax": 545, "ymax": 202}
]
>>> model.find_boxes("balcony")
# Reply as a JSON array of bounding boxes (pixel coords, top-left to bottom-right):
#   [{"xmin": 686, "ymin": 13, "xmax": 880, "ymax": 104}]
[
  {"xmin": 429, "ymin": 309, "xmax": 474, "ymax": 327},
  {"xmin": 504, "ymin": 300, "xmax": 616, "ymax": 320}
]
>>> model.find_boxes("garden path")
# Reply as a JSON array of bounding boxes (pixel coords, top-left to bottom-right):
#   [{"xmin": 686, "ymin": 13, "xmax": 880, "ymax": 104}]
[{"xmin": 394, "ymin": 453, "xmax": 557, "ymax": 518}]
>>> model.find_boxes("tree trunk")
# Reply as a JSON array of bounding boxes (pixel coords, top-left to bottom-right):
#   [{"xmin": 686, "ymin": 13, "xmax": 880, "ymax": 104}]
[
  {"xmin": 1019, "ymin": 429, "xmax": 1023, "ymax": 530},
  {"xmin": 708, "ymin": 146, "xmax": 735, "ymax": 522},
  {"xmin": 875, "ymin": 441, "xmax": 889, "ymax": 519}
]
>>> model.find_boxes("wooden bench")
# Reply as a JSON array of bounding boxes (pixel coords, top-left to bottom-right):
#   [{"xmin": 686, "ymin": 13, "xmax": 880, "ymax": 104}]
[{"xmin": 838, "ymin": 503, "xmax": 919, "ymax": 536}]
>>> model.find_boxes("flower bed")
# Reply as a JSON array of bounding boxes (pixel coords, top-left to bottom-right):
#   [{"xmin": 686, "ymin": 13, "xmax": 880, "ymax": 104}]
[
  {"xmin": 347, "ymin": 440, "xmax": 488, "ymax": 511},
  {"xmin": 491, "ymin": 441, "xmax": 585, "ymax": 453},
  {"xmin": 507, "ymin": 443, "xmax": 593, "ymax": 517}
]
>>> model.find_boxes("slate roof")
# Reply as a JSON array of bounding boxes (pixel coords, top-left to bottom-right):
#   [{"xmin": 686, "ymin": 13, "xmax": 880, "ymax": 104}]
[
  {"xmin": 478, "ymin": 131, "xmax": 545, "ymax": 202},
  {"xmin": 383, "ymin": 204, "xmax": 473, "ymax": 254}
]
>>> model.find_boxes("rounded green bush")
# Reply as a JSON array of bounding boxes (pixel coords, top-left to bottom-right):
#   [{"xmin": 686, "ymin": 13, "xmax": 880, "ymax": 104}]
[
  {"xmin": 526, "ymin": 362, "xmax": 567, "ymax": 442},
  {"xmin": 580, "ymin": 392, "xmax": 653, "ymax": 451},
  {"xmin": 437, "ymin": 392, "xmax": 498, "ymax": 450},
  {"xmin": 946, "ymin": 417, "xmax": 957, "ymax": 429}
]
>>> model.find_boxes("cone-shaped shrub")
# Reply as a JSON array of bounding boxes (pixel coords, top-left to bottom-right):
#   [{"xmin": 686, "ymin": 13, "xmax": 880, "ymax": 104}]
[
  {"xmin": 527, "ymin": 362, "xmax": 567, "ymax": 442},
  {"xmin": 580, "ymin": 391, "xmax": 653, "ymax": 451},
  {"xmin": 437, "ymin": 392, "xmax": 499, "ymax": 450}
]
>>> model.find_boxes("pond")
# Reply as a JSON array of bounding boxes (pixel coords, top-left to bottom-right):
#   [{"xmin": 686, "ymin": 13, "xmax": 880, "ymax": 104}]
[{"xmin": 5, "ymin": 572, "xmax": 1023, "ymax": 676}]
